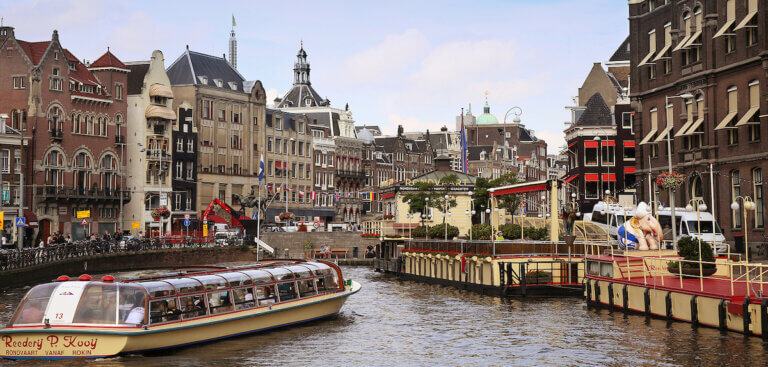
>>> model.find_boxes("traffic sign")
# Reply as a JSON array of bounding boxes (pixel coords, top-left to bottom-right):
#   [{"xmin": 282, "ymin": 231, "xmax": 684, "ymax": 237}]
[
  {"xmin": 77, "ymin": 210, "xmax": 90, "ymax": 219},
  {"xmin": 14, "ymin": 217, "xmax": 25, "ymax": 227},
  {"xmin": 202, "ymin": 225, "xmax": 208, "ymax": 237},
  {"xmin": 251, "ymin": 213, "xmax": 257, "ymax": 220},
  {"xmin": 313, "ymin": 222, "xmax": 319, "ymax": 229},
  {"xmin": 80, "ymin": 218, "xmax": 89, "ymax": 226},
  {"xmin": 184, "ymin": 219, "xmax": 191, "ymax": 227},
  {"xmin": 0, "ymin": 211, "xmax": 4, "ymax": 230},
  {"xmin": 160, "ymin": 193, "xmax": 168, "ymax": 206},
  {"xmin": 131, "ymin": 222, "xmax": 141, "ymax": 229},
  {"xmin": 184, "ymin": 213, "xmax": 191, "ymax": 220}
]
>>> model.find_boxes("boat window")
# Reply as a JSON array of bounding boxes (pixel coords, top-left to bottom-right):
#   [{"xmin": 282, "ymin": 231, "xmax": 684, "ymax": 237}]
[
  {"xmin": 327, "ymin": 272, "xmax": 340, "ymax": 290},
  {"xmin": 149, "ymin": 297, "xmax": 181, "ymax": 324},
  {"xmin": 265, "ymin": 268, "xmax": 294, "ymax": 281},
  {"xmin": 255, "ymin": 285, "xmax": 277, "ymax": 305},
  {"xmin": 233, "ymin": 287, "xmax": 255, "ymax": 310},
  {"xmin": 190, "ymin": 275, "xmax": 229, "ymax": 291},
  {"xmin": 276, "ymin": 282, "xmax": 298, "ymax": 302},
  {"xmin": 297, "ymin": 279, "xmax": 316, "ymax": 297},
  {"xmin": 72, "ymin": 283, "xmax": 118, "ymax": 325},
  {"xmin": 165, "ymin": 278, "xmax": 204, "ymax": 294},
  {"xmin": 139, "ymin": 281, "xmax": 175, "ymax": 298},
  {"xmin": 239, "ymin": 270, "xmax": 274, "ymax": 285},
  {"xmin": 118, "ymin": 284, "xmax": 148, "ymax": 325},
  {"xmin": 207, "ymin": 290, "xmax": 233, "ymax": 314},
  {"xmin": 179, "ymin": 294, "xmax": 207, "ymax": 319},
  {"xmin": 10, "ymin": 283, "xmax": 58, "ymax": 325},
  {"xmin": 315, "ymin": 277, "xmax": 328, "ymax": 293},
  {"xmin": 304, "ymin": 262, "xmax": 333, "ymax": 276},
  {"xmin": 220, "ymin": 272, "xmax": 252, "ymax": 287},
  {"xmin": 287, "ymin": 265, "xmax": 313, "ymax": 279}
]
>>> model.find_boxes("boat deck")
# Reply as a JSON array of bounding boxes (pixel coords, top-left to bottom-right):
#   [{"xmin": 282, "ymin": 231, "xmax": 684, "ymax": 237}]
[{"xmin": 598, "ymin": 274, "xmax": 767, "ymax": 303}]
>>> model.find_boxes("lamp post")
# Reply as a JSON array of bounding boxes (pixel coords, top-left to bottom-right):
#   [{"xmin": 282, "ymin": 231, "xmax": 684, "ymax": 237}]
[
  {"xmin": 467, "ymin": 190, "xmax": 475, "ymax": 241},
  {"xmin": 664, "ymin": 93, "xmax": 694, "ymax": 250},
  {"xmin": 731, "ymin": 196, "xmax": 756, "ymax": 261},
  {"xmin": 443, "ymin": 194, "xmax": 450, "ymax": 241},
  {"xmin": 686, "ymin": 198, "xmax": 708, "ymax": 290},
  {"xmin": 503, "ymin": 107, "xmax": 522, "ymax": 147}
]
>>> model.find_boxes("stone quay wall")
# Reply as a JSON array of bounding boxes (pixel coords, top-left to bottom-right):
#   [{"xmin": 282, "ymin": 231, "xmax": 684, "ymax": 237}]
[{"xmin": 260, "ymin": 232, "xmax": 379, "ymax": 258}]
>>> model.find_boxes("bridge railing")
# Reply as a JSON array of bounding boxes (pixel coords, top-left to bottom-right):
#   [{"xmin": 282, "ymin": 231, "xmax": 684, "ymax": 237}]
[{"xmin": 0, "ymin": 237, "xmax": 237, "ymax": 272}]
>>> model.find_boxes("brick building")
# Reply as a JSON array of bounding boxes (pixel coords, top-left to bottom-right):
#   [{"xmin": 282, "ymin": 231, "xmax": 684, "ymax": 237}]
[
  {"xmin": 0, "ymin": 27, "xmax": 128, "ymax": 240},
  {"xmin": 629, "ymin": 0, "xmax": 766, "ymax": 244}
]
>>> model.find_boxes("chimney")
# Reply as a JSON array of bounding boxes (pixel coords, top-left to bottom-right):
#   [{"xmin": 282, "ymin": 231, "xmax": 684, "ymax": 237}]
[{"xmin": 435, "ymin": 155, "xmax": 451, "ymax": 171}]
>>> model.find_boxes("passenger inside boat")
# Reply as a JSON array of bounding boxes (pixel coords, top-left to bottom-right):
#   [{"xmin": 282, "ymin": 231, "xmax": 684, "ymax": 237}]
[
  {"xmin": 255, "ymin": 285, "xmax": 276, "ymax": 305},
  {"xmin": 180, "ymin": 295, "xmax": 207, "ymax": 318},
  {"xmin": 233, "ymin": 288, "xmax": 255, "ymax": 310},
  {"xmin": 19, "ymin": 298, "xmax": 44, "ymax": 324},
  {"xmin": 124, "ymin": 293, "xmax": 146, "ymax": 325}
]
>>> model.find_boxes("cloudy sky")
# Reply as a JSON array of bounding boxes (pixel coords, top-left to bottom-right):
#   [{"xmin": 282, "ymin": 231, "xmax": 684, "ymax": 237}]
[{"xmin": 1, "ymin": 0, "xmax": 628, "ymax": 150}]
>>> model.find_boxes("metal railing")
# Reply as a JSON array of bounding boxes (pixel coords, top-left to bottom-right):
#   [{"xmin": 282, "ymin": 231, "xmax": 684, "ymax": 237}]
[
  {"xmin": 35, "ymin": 186, "xmax": 130, "ymax": 202},
  {"xmin": 0, "ymin": 237, "xmax": 241, "ymax": 272},
  {"xmin": 404, "ymin": 239, "xmax": 614, "ymax": 258}
]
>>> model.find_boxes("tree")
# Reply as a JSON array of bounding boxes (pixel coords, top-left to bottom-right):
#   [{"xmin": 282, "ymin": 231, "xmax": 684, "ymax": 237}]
[
  {"xmin": 432, "ymin": 174, "xmax": 460, "ymax": 227},
  {"xmin": 490, "ymin": 172, "xmax": 522, "ymax": 216},
  {"xmin": 402, "ymin": 181, "xmax": 441, "ymax": 226},
  {"xmin": 472, "ymin": 177, "xmax": 492, "ymax": 223}
]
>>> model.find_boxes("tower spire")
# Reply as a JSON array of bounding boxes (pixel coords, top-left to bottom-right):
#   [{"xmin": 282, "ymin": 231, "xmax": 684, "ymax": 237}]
[{"xmin": 229, "ymin": 14, "xmax": 237, "ymax": 69}]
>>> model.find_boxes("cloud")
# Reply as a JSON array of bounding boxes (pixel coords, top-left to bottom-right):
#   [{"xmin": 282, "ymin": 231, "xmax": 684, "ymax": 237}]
[
  {"xmin": 535, "ymin": 129, "xmax": 565, "ymax": 151},
  {"xmin": 334, "ymin": 29, "xmax": 428, "ymax": 85},
  {"xmin": 265, "ymin": 88, "xmax": 281, "ymax": 108}
]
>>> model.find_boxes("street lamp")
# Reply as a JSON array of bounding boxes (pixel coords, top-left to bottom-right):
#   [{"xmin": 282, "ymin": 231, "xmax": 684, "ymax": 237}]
[
  {"xmin": 664, "ymin": 93, "xmax": 694, "ymax": 250},
  {"xmin": 732, "ymin": 196, "xmax": 756, "ymax": 295},
  {"xmin": 503, "ymin": 107, "xmax": 522, "ymax": 147},
  {"xmin": 468, "ymin": 190, "xmax": 475, "ymax": 241},
  {"xmin": 687, "ymin": 198, "xmax": 708, "ymax": 291}
]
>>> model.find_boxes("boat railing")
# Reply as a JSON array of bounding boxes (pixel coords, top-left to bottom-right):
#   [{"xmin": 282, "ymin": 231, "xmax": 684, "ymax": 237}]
[
  {"xmin": 404, "ymin": 239, "xmax": 615, "ymax": 258},
  {"xmin": 0, "ymin": 236, "xmax": 238, "ymax": 272}
]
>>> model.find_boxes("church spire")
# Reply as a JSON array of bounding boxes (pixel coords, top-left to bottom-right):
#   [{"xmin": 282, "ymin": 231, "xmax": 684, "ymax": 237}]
[
  {"xmin": 229, "ymin": 14, "xmax": 237, "ymax": 69},
  {"xmin": 294, "ymin": 41, "xmax": 310, "ymax": 85}
]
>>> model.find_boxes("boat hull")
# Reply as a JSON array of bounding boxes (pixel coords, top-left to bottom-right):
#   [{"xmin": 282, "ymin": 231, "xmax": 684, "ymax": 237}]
[{"xmin": 0, "ymin": 280, "xmax": 360, "ymax": 360}]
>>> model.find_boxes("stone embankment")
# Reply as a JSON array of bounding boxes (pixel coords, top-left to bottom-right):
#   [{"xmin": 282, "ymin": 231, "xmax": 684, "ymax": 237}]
[{"xmin": 260, "ymin": 232, "xmax": 379, "ymax": 258}]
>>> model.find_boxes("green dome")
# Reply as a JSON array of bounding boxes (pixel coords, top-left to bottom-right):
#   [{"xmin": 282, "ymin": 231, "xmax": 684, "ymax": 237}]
[{"xmin": 476, "ymin": 101, "xmax": 499, "ymax": 125}]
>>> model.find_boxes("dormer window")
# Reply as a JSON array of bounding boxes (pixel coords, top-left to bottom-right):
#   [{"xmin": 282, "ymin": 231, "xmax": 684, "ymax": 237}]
[
  {"xmin": 305, "ymin": 97, "xmax": 313, "ymax": 106},
  {"xmin": 68, "ymin": 62, "xmax": 76, "ymax": 71},
  {"xmin": 480, "ymin": 150, "xmax": 487, "ymax": 160},
  {"xmin": 198, "ymin": 76, "xmax": 208, "ymax": 84},
  {"xmin": 214, "ymin": 79, "xmax": 223, "ymax": 88},
  {"xmin": 228, "ymin": 81, "xmax": 238, "ymax": 90}
]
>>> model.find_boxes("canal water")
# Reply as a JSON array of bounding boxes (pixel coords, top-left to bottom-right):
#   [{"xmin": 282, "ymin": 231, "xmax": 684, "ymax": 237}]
[{"xmin": 1, "ymin": 266, "xmax": 768, "ymax": 366}]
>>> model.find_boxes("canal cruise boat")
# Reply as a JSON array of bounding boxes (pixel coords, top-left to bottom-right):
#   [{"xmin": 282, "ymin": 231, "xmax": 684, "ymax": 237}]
[{"xmin": 0, "ymin": 259, "xmax": 361, "ymax": 359}]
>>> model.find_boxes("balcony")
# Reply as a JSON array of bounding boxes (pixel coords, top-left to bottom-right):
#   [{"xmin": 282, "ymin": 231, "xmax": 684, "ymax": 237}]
[
  {"xmin": 146, "ymin": 150, "xmax": 172, "ymax": 162},
  {"xmin": 35, "ymin": 186, "xmax": 131, "ymax": 203},
  {"xmin": 51, "ymin": 129, "xmax": 63, "ymax": 142},
  {"xmin": 335, "ymin": 169, "xmax": 366, "ymax": 179}
]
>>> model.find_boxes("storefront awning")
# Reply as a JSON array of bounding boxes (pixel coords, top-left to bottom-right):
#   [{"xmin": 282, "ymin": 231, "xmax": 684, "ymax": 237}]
[{"xmin": 564, "ymin": 175, "xmax": 578, "ymax": 183}]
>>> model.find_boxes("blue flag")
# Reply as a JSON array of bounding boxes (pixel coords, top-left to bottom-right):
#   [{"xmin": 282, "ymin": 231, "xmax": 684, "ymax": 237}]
[{"xmin": 259, "ymin": 153, "xmax": 265, "ymax": 182}]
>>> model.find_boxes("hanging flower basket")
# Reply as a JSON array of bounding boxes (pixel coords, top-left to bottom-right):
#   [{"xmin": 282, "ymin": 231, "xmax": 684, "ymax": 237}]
[
  {"xmin": 603, "ymin": 195, "xmax": 618, "ymax": 204},
  {"xmin": 151, "ymin": 206, "xmax": 170, "ymax": 220},
  {"xmin": 278, "ymin": 212, "xmax": 295, "ymax": 221},
  {"xmin": 656, "ymin": 171, "xmax": 686, "ymax": 191},
  {"xmin": 383, "ymin": 214, "xmax": 394, "ymax": 220}
]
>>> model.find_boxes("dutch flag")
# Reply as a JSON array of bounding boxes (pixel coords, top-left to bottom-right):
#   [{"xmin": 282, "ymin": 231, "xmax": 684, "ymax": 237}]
[{"xmin": 259, "ymin": 153, "xmax": 265, "ymax": 182}]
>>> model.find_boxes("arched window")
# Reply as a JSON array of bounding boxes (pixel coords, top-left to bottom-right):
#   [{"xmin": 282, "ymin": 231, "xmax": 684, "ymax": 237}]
[
  {"xmin": 101, "ymin": 116, "xmax": 108, "ymax": 136},
  {"xmin": 73, "ymin": 152, "xmax": 92, "ymax": 193},
  {"xmin": 44, "ymin": 150, "xmax": 64, "ymax": 188},
  {"xmin": 93, "ymin": 117, "xmax": 101, "ymax": 136},
  {"xmin": 754, "ymin": 168, "xmax": 764, "ymax": 228},
  {"xmin": 690, "ymin": 175, "xmax": 702, "ymax": 199},
  {"xmin": 47, "ymin": 105, "xmax": 63, "ymax": 132},
  {"xmin": 731, "ymin": 170, "xmax": 742, "ymax": 228},
  {"xmin": 101, "ymin": 154, "xmax": 118, "ymax": 193}
]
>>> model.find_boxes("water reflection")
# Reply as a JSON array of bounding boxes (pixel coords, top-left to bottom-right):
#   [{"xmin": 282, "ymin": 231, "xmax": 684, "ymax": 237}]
[{"xmin": 1, "ymin": 266, "xmax": 768, "ymax": 365}]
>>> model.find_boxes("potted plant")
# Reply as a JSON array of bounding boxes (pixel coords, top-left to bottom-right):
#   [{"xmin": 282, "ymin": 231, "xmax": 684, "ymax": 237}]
[
  {"xmin": 278, "ymin": 212, "xmax": 295, "ymax": 222},
  {"xmin": 151, "ymin": 206, "xmax": 170, "ymax": 221},
  {"xmin": 668, "ymin": 236, "xmax": 717, "ymax": 277},
  {"xmin": 525, "ymin": 270, "xmax": 552, "ymax": 284}
]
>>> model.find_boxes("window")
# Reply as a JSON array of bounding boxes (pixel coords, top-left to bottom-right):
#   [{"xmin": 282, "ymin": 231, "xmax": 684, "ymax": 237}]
[
  {"xmin": 313, "ymin": 130, "xmax": 323, "ymax": 138},
  {"xmin": 275, "ymin": 118, "xmax": 282, "ymax": 131},
  {"xmin": 14, "ymin": 149, "xmax": 20, "ymax": 174},
  {"xmin": 174, "ymin": 193, "xmax": 181, "ymax": 211},
  {"xmin": 267, "ymin": 160, "xmax": 273, "ymax": 176},
  {"xmin": 292, "ymin": 163, "xmax": 297, "ymax": 179},
  {"xmin": 731, "ymin": 170, "xmax": 742, "ymax": 228},
  {"xmin": 50, "ymin": 68, "xmax": 62, "ymax": 91},
  {"xmin": 0, "ymin": 150, "xmax": 9, "ymax": 173},
  {"xmin": 267, "ymin": 137, "xmax": 273, "ymax": 152},
  {"xmin": 639, "ymin": 108, "xmax": 658, "ymax": 145},
  {"xmin": 746, "ymin": 81, "xmax": 761, "ymax": 142},
  {"xmin": 298, "ymin": 141, "xmax": 304, "ymax": 156},
  {"xmin": 742, "ymin": 0, "xmax": 759, "ymax": 46},
  {"xmin": 688, "ymin": 7, "xmax": 703, "ymax": 64},
  {"xmin": 755, "ymin": 168, "xmax": 765, "ymax": 228},
  {"xmin": 678, "ymin": 12, "xmax": 692, "ymax": 66},
  {"xmin": 202, "ymin": 100, "xmax": 213, "ymax": 119},
  {"xmin": 177, "ymin": 138, "xmax": 183, "ymax": 152},
  {"xmin": 600, "ymin": 142, "xmax": 615, "ymax": 166},
  {"xmin": 232, "ymin": 105, "xmax": 241, "ymax": 124},
  {"xmin": 585, "ymin": 181, "xmax": 598, "ymax": 199},
  {"xmin": 115, "ymin": 84, "xmax": 123, "ymax": 100},
  {"xmin": 621, "ymin": 112, "xmax": 633, "ymax": 131},
  {"xmin": 657, "ymin": 23, "xmax": 672, "ymax": 74},
  {"xmin": 623, "ymin": 142, "xmax": 636, "ymax": 160},
  {"xmin": 218, "ymin": 109, "xmax": 226, "ymax": 122},
  {"xmin": 176, "ymin": 161, "xmax": 182, "ymax": 178},
  {"xmin": 584, "ymin": 142, "xmax": 598, "ymax": 166},
  {"xmin": 640, "ymin": 29, "xmax": 657, "ymax": 79},
  {"xmin": 186, "ymin": 161, "xmax": 193, "ymax": 179},
  {"xmin": 12, "ymin": 76, "xmax": 25, "ymax": 89},
  {"xmin": 187, "ymin": 139, "xmax": 194, "ymax": 153}
]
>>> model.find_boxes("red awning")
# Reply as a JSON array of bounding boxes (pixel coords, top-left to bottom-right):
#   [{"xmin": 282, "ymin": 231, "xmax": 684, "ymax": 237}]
[
  {"xmin": 585, "ymin": 174, "xmax": 600, "ymax": 182},
  {"xmin": 24, "ymin": 209, "xmax": 38, "ymax": 228},
  {"xmin": 567, "ymin": 142, "xmax": 576, "ymax": 150},
  {"xmin": 602, "ymin": 173, "xmax": 616, "ymax": 182},
  {"xmin": 584, "ymin": 141, "xmax": 598, "ymax": 148},
  {"xmin": 564, "ymin": 174, "xmax": 578, "ymax": 183},
  {"xmin": 601, "ymin": 140, "xmax": 616, "ymax": 146},
  {"xmin": 625, "ymin": 167, "xmax": 637, "ymax": 174},
  {"xmin": 492, "ymin": 183, "xmax": 548, "ymax": 196},
  {"xmin": 624, "ymin": 141, "xmax": 636, "ymax": 148},
  {"xmin": 380, "ymin": 193, "xmax": 395, "ymax": 199}
]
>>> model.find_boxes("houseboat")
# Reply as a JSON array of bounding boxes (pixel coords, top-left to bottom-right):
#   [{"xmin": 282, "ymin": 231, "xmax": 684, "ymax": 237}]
[{"xmin": 0, "ymin": 260, "xmax": 361, "ymax": 359}]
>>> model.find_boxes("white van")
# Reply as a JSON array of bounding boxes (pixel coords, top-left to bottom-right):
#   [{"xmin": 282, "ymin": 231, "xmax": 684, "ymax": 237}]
[
  {"xmin": 655, "ymin": 207, "xmax": 727, "ymax": 253},
  {"xmin": 588, "ymin": 201, "xmax": 636, "ymax": 239}
]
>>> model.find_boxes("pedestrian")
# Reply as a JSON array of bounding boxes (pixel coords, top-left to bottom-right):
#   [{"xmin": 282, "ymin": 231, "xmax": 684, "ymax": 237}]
[
  {"xmin": 1, "ymin": 234, "xmax": 6, "ymax": 248},
  {"xmin": 38, "ymin": 239, "xmax": 44, "ymax": 248},
  {"xmin": 66, "ymin": 234, "xmax": 72, "ymax": 243}
]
